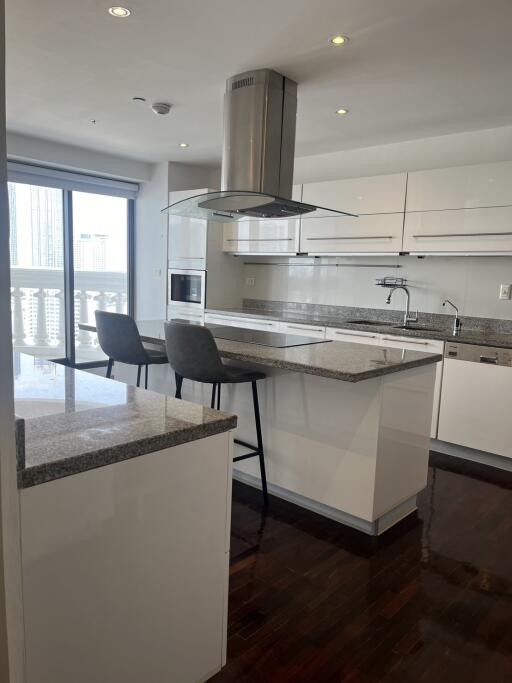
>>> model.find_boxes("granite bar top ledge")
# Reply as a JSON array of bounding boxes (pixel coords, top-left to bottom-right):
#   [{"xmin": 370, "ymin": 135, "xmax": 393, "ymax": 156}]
[{"xmin": 14, "ymin": 353, "xmax": 237, "ymax": 489}]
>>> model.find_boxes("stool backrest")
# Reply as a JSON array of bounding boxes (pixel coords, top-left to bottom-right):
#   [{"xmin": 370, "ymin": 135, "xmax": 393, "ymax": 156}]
[
  {"xmin": 164, "ymin": 321, "xmax": 227, "ymax": 383},
  {"xmin": 95, "ymin": 310, "xmax": 149, "ymax": 365}
]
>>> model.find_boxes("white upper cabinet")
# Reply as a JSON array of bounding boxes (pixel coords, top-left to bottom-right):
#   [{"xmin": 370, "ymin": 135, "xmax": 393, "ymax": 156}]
[
  {"xmin": 300, "ymin": 173, "xmax": 407, "ymax": 254},
  {"xmin": 168, "ymin": 189, "xmax": 208, "ymax": 268},
  {"xmin": 406, "ymin": 161, "xmax": 512, "ymax": 211},
  {"xmin": 404, "ymin": 162, "xmax": 512, "ymax": 253},
  {"xmin": 302, "ymin": 173, "xmax": 407, "ymax": 215},
  {"xmin": 223, "ymin": 185, "xmax": 302, "ymax": 254}
]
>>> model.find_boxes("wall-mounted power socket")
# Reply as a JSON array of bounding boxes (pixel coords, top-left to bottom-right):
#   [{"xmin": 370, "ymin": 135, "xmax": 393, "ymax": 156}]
[
  {"xmin": 499, "ymin": 284, "xmax": 511, "ymax": 300},
  {"xmin": 245, "ymin": 277, "xmax": 255, "ymax": 287}
]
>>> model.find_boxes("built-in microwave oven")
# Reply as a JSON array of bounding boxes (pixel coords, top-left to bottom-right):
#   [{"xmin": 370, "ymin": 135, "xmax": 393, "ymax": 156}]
[{"xmin": 167, "ymin": 268, "xmax": 206, "ymax": 312}]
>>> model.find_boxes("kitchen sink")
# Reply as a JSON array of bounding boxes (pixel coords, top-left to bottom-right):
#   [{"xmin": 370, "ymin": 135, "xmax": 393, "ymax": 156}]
[{"xmin": 345, "ymin": 319, "xmax": 395, "ymax": 326}]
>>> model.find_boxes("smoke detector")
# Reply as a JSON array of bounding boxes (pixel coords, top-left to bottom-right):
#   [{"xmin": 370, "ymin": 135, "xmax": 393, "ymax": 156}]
[{"xmin": 151, "ymin": 102, "xmax": 172, "ymax": 116}]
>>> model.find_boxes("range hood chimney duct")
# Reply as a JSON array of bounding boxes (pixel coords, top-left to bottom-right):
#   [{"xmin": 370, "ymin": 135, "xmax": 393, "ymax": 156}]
[{"xmin": 221, "ymin": 69, "xmax": 297, "ymax": 200}]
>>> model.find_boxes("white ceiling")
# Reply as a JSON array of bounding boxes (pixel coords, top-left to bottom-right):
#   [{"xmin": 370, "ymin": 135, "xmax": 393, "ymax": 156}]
[{"xmin": 6, "ymin": 0, "xmax": 512, "ymax": 165}]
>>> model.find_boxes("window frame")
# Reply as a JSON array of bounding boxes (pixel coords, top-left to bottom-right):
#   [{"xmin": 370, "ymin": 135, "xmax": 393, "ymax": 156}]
[{"xmin": 8, "ymin": 168, "xmax": 136, "ymax": 369}]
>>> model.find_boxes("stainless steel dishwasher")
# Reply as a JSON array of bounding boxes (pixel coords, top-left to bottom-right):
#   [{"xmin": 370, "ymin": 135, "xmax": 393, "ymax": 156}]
[{"xmin": 437, "ymin": 342, "xmax": 512, "ymax": 458}]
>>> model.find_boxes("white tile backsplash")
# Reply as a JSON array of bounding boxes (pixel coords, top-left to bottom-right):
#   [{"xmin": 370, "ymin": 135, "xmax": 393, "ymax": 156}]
[{"xmin": 242, "ymin": 256, "xmax": 512, "ymax": 320}]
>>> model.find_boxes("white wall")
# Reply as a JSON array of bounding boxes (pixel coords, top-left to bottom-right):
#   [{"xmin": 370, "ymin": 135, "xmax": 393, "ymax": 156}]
[
  {"xmin": 7, "ymin": 132, "xmax": 152, "ymax": 182},
  {"xmin": 0, "ymin": 3, "xmax": 25, "ymax": 679},
  {"xmin": 293, "ymin": 125, "xmax": 512, "ymax": 183},
  {"xmin": 243, "ymin": 255, "xmax": 512, "ymax": 320}
]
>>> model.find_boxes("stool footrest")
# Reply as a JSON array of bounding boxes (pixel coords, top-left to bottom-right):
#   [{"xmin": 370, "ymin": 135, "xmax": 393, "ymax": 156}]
[
  {"xmin": 234, "ymin": 451, "xmax": 260, "ymax": 462},
  {"xmin": 234, "ymin": 438, "xmax": 258, "ymax": 451}
]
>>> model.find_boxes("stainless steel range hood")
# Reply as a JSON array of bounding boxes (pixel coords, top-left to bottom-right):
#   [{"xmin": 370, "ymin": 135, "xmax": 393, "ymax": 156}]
[{"xmin": 163, "ymin": 69, "xmax": 356, "ymax": 222}]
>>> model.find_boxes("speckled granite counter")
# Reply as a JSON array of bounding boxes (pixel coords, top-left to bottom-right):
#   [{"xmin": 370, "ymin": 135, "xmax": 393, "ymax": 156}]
[
  {"xmin": 114, "ymin": 320, "xmax": 442, "ymax": 382},
  {"xmin": 206, "ymin": 305, "xmax": 512, "ymax": 349},
  {"xmin": 13, "ymin": 352, "xmax": 237, "ymax": 488}
]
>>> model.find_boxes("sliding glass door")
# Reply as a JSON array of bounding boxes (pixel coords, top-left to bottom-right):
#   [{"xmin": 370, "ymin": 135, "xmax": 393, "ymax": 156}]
[
  {"xmin": 8, "ymin": 183, "xmax": 66, "ymax": 359},
  {"xmin": 72, "ymin": 192, "xmax": 129, "ymax": 363},
  {"xmin": 8, "ymin": 179, "xmax": 134, "ymax": 367}
]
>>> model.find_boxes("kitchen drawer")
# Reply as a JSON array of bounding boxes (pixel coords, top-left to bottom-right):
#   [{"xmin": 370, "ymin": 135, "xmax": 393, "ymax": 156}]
[
  {"xmin": 299, "ymin": 214, "xmax": 404, "ymax": 254},
  {"xmin": 302, "ymin": 173, "xmax": 407, "ymax": 214},
  {"xmin": 204, "ymin": 313, "xmax": 279, "ymax": 332},
  {"xmin": 279, "ymin": 322, "xmax": 326, "ymax": 338},
  {"xmin": 378, "ymin": 334, "xmax": 444, "ymax": 438},
  {"xmin": 403, "ymin": 206, "xmax": 512, "ymax": 253},
  {"xmin": 406, "ymin": 161, "xmax": 512, "ymax": 212},
  {"xmin": 325, "ymin": 328, "xmax": 380, "ymax": 345}
]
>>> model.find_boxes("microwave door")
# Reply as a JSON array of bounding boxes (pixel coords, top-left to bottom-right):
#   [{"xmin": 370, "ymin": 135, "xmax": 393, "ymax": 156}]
[{"xmin": 168, "ymin": 270, "xmax": 206, "ymax": 310}]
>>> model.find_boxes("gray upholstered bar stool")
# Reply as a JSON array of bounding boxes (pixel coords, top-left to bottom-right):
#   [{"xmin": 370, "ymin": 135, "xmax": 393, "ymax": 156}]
[
  {"xmin": 95, "ymin": 310, "xmax": 168, "ymax": 389},
  {"xmin": 164, "ymin": 321, "xmax": 268, "ymax": 505}
]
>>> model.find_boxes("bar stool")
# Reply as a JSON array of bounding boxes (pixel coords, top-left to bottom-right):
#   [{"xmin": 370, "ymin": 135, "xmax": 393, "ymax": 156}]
[
  {"xmin": 164, "ymin": 321, "xmax": 268, "ymax": 505},
  {"xmin": 95, "ymin": 310, "xmax": 168, "ymax": 389}
]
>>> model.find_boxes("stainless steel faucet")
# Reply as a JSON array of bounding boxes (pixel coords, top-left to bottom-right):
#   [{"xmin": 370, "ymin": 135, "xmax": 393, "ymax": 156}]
[
  {"xmin": 386, "ymin": 285, "xmax": 418, "ymax": 327},
  {"xmin": 442, "ymin": 299, "xmax": 461, "ymax": 335}
]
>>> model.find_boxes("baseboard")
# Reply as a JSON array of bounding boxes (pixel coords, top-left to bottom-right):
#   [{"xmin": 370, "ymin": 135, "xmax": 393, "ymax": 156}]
[
  {"xmin": 431, "ymin": 440, "xmax": 512, "ymax": 472},
  {"xmin": 232, "ymin": 470, "xmax": 417, "ymax": 536}
]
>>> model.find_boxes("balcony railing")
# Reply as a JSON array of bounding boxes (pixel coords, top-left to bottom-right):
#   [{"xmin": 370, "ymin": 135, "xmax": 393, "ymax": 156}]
[{"xmin": 10, "ymin": 267, "xmax": 127, "ymax": 362}]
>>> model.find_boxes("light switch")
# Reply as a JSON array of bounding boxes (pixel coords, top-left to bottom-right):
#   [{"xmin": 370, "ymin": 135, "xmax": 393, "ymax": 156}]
[{"xmin": 499, "ymin": 284, "xmax": 511, "ymax": 300}]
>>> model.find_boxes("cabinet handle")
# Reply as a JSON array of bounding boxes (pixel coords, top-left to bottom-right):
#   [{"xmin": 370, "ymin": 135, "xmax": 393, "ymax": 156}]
[
  {"xmin": 334, "ymin": 330, "xmax": 377, "ymax": 339},
  {"xmin": 286, "ymin": 325, "xmax": 324, "ymax": 332},
  {"xmin": 306, "ymin": 235, "xmax": 393, "ymax": 241},
  {"xmin": 226, "ymin": 238, "xmax": 293, "ymax": 242},
  {"xmin": 412, "ymin": 232, "xmax": 512, "ymax": 238},
  {"xmin": 381, "ymin": 337, "xmax": 429, "ymax": 345}
]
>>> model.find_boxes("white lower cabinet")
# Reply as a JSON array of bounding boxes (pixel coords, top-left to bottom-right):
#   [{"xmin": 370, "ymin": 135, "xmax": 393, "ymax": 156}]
[
  {"xmin": 325, "ymin": 327, "xmax": 380, "ymax": 345},
  {"xmin": 279, "ymin": 322, "xmax": 326, "ymax": 338},
  {"xmin": 377, "ymin": 334, "xmax": 444, "ymax": 438}
]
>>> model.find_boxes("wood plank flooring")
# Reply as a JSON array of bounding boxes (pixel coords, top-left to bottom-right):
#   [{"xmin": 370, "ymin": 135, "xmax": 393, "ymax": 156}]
[{"xmin": 211, "ymin": 452, "xmax": 512, "ymax": 682}]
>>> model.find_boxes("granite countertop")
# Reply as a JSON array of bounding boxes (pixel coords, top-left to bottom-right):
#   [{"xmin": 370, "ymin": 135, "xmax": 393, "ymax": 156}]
[
  {"xmin": 13, "ymin": 352, "xmax": 237, "ymax": 489},
  {"xmin": 130, "ymin": 320, "xmax": 442, "ymax": 382},
  {"xmin": 205, "ymin": 306, "xmax": 512, "ymax": 349}
]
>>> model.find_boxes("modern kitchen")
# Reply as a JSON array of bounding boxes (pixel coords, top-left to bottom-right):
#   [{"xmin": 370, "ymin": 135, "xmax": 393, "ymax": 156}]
[{"xmin": 1, "ymin": 1, "xmax": 512, "ymax": 682}]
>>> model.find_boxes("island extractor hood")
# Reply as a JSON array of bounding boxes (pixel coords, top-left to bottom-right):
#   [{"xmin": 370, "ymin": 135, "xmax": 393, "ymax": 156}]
[{"xmin": 162, "ymin": 69, "xmax": 356, "ymax": 222}]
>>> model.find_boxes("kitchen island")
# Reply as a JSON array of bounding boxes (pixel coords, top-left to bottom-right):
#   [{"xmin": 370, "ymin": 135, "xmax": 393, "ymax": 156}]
[
  {"xmin": 83, "ymin": 320, "xmax": 442, "ymax": 536},
  {"xmin": 14, "ymin": 352, "xmax": 237, "ymax": 683}
]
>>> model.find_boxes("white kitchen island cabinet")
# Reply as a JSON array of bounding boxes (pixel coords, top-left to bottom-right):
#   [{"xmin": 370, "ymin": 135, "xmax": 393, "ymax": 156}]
[{"xmin": 15, "ymin": 354, "xmax": 237, "ymax": 683}]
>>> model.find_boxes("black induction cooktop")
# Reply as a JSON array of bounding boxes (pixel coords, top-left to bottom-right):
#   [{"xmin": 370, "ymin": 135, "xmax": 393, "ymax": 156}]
[{"xmin": 206, "ymin": 325, "xmax": 331, "ymax": 349}]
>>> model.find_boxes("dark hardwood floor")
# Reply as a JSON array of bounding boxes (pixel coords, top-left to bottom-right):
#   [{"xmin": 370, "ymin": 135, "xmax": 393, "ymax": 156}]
[{"xmin": 211, "ymin": 452, "xmax": 512, "ymax": 682}]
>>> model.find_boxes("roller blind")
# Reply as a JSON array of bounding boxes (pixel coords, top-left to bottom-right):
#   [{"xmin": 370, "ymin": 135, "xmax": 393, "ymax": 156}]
[{"xmin": 7, "ymin": 161, "xmax": 139, "ymax": 199}]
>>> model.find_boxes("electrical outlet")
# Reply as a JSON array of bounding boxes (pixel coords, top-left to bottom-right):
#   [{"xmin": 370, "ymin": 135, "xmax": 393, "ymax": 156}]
[
  {"xmin": 245, "ymin": 277, "xmax": 255, "ymax": 287},
  {"xmin": 499, "ymin": 284, "xmax": 511, "ymax": 300}
]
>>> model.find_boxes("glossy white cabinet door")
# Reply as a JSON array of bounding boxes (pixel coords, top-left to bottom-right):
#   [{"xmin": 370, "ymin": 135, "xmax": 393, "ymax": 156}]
[
  {"xmin": 279, "ymin": 322, "xmax": 326, "ymax": 338},
  {"xmin": 438, "ymin": 359, "xmax": 512, "ymax": 457},
  {"xmin": 378, "ymin": 334, "xmax": 444, "ymax": 438},
  {"xmin": 223, "ymin": 185, "xmax": 302, "ymax": 254},
  {"xmin": 403, "ymin": 206, "xmax": 512, "ymax": 253},
  {"xmin": 21, "ymin": 433, "xmax": 233, "ymax": 683},
  {"xmin": 406, "ymin": 161, "xmax": 512, "ymax": 212},
  {"xmin": 302, "ymin": 173, "xmax": 407, "ymax": 214},
  {"xmin": 300, "ymin": 213, "xmax": 404, "ymax": 254},
  {"xmin": 168, "ymin": 189, "xmax": 208, "ymax": 268},
  {"xmin": 325, "ymin": 327, "xmax": 380, "ymax": 345}
]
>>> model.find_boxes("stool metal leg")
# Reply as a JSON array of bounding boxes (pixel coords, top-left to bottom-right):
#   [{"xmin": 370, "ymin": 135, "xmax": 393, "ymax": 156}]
[
  {"xmin": 217, "ymin": 383, "xmax": 221, "ymax": 410},
  {"xmin": 106, "ymin": 358, "xmax": 113, "ymax": 379},
  {"xmin": 144, "ymin": 364, "xmax": 149, "ymax": 390},
  {"xmin": 252, "ymin": 381, "xmax": 268, "ymax": 505},
  {"xmin": 136, "ymin": 365, "xmax": 142, "ymax": 387},
  {"xmin": 175, "ymin": 373, "xmax": 183, "ymax": 399},
  {"xmin": 211, "ymin": 383, "xmax": 217, "ymax": 409}
]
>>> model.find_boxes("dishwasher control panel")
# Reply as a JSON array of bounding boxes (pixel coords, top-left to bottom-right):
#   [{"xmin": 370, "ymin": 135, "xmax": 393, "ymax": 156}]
[{"xmin": 444, "ymin": 342, "xmax": 512, "ymax": 366}]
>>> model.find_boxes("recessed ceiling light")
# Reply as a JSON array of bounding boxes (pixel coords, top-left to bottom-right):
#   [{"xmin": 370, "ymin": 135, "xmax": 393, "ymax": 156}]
[
  {"xmin": 179, "ymin": 143, "xmax": 189, "ymax": 148},
  {"xmin": 108, "ymin": 6, "xmax": 131, "ymax": 18},
  {"xmin": 336, "ymin": 108, "xmax": 349, "ymax": 115},
  {"xmin": 330, "ymin": 35, "xmax": 348, "ymax": 46}
]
